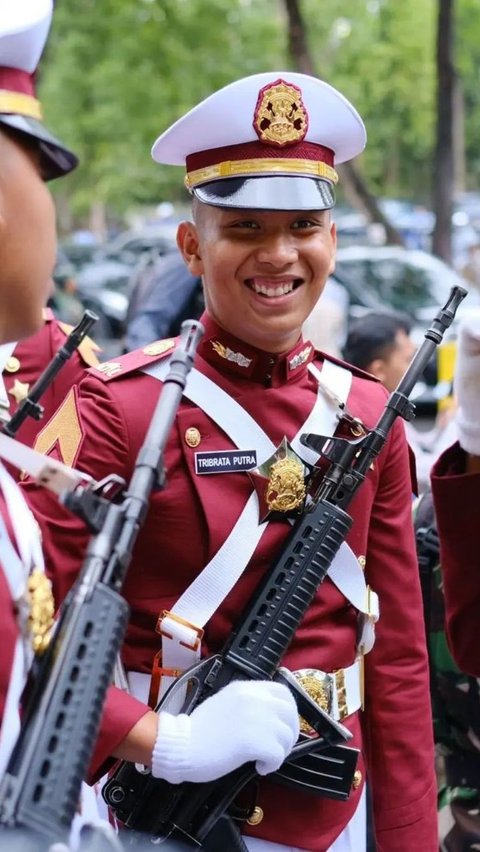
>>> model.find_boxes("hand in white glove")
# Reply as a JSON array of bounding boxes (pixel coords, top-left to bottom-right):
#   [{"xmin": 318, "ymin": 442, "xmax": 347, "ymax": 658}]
[
  {"xmin": 454, "ymin": 313, "xmax": 480, "ymax": 455},
  {"xmin": 151, "ymin": 680, "xmax": 299, "ymax": 784}
]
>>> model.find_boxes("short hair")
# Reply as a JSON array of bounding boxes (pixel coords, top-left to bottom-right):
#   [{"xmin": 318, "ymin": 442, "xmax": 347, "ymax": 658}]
[{"xmin": 342, "ymin": 310, "xmax": 412, "ymax": 370}]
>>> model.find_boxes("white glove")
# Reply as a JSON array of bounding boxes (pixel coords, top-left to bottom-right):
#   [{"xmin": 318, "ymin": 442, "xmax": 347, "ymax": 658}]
[
  {"xmin": 454, "ymin": 313, "xmax": 480, "ymax": 455},
  {"xmin": 151, "ymin": 680, "xmax": 299, "ymax": 784}
]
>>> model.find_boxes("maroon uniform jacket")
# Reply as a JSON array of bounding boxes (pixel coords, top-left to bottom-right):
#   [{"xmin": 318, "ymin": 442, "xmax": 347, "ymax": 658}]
[
  {"xmin": 22, "ymin": 313, "xmax": 437, "ymax": 851},
  {"xmin": 2, "ymin": 308, "xmax": 100, "ymax": 456},
  {"xmin": 431, "ymin": 442, "xmax": 480, "ymax": 677},
  {"xmin": 0, "ymin": 312, "xmax": 147, "ymax": 780}
]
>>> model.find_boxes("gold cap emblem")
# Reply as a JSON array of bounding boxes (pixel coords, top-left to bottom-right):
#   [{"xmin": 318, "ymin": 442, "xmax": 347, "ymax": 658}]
[
  {"xmin": 4, "ymin": 356, "xmax": 20, "ymax": 374},
  {"xmin": 185, "ymin": 427, "xmax": 201, "ymax": 448},
  {"xmin": 254, "ymin": 79, "xmax": 309, "ymax": 147},
  {"xmin": 143, "ymin": 339, "xmax": 175, "ymax": 356}
]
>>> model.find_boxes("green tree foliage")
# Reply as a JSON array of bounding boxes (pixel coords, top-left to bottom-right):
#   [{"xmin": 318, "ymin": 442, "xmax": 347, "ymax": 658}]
[
  {"xmin": 38, "ymin": 0, "xmax": 474, "ymax": 222},
  {"xmin": 40, "ymin": 0, "xmax": 286, "ymax": 218}
]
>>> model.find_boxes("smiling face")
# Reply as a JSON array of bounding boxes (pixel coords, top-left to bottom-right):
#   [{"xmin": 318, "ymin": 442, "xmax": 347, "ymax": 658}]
[{"xmin": 177, "ymin": 202, "xmax": 337, "ymax": 353}]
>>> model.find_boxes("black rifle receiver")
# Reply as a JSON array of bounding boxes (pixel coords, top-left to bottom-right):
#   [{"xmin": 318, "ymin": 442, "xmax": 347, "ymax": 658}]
[
  {"xmin": 103, "ymin": 286, "xmax": 467, "ymax": 849},
  {"xmin": 0, "ymin": 320, "xmax": 204, "ymax": 851},
  {"xmin": 2, "ymin": 309, "xmax": 99, "ymax": 438}
]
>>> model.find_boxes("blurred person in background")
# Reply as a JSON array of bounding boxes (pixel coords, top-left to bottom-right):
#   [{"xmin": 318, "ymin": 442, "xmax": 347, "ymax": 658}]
[
  {"xmin": 343, "ymin": 312, "xmax": 480, "ymax": 850},
  {"xmin": 431, "ymin": 313, "xmax": 480, "ymax": 679},
  {"xmin": 413, "ymin": 485, "xmax": 480, "ymax": 852},
  {"xmin": 302, "ymin": 275, "xmax": 350, "ymax": 359},
  {"xmin": 459, "ymin": 243, "xmax": 480, "ymax": 295},
  {"xmin": 124, "ymin": 249, "xmax": 203, "ymax": 351},
  {"xmin": 342, "ymin": 310, "xmax": 456, "ymax": 493}
]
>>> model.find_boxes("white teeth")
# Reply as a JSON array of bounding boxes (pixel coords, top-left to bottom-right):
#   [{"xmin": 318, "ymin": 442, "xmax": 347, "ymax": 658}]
[{"xmin": 251, "ymin": 281, "xmax": 295, "ymax": 297}]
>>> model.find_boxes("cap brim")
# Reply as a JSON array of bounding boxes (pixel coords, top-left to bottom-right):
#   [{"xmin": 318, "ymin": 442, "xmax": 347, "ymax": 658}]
[
  {"xmin": 0, "ymin": 114, "xmax": 78, "ymax": 180},
  {"xmin": 193, "ymin": 175, "xmax": 335, "ymax": 211}
]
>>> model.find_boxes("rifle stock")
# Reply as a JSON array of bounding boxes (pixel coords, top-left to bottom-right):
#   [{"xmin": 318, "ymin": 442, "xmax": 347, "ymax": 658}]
[{"xmin": 0, "ymin": 320, "xmax": 204, "ymax": 849}]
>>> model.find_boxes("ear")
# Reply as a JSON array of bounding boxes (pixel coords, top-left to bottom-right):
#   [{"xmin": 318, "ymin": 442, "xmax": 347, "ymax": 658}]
[
  {"xmin": 176, "ymin": 221, "xmax": 204, "ymax": 276},
  {"xmin": 368, "ymin": 358, "xmax": 386, "ymax": 382},
  {"xmin": 328, "ymin": 221, "xmax": 337, "ymax": 275}
]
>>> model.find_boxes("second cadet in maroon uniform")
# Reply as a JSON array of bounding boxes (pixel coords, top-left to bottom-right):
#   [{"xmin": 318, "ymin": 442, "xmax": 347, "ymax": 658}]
[
  {"xmin": 0, "ymin": 0, "xmax": 80, "ymax": 774},
  {"xmin": 23, "ymin": 73, "xmax": 438, "ymax": 850}
]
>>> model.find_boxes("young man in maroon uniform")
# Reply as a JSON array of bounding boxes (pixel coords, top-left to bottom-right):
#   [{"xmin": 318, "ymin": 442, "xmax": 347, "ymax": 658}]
[
  {"xmin": 431, "ymin": 313, "xmax": 480, "ymax": 677},
  {"xmin": 23, "ymin": 72, "xmax": 438, "ymax": 850},
  {"xmin": 0, "ymin": 0, "xmax": 79, "ymax": 774}
]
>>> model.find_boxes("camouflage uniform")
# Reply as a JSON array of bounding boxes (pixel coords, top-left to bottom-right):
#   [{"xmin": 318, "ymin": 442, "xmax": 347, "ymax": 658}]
[{"xmin": 415, "ymin": 490, "xmax": 480, "ymax": 852}]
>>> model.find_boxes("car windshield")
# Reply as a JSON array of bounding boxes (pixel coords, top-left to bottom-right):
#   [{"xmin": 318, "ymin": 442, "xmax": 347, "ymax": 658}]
[{"xmin": 335, "ymin": 252, "xmax": 461, "ymax": 311}]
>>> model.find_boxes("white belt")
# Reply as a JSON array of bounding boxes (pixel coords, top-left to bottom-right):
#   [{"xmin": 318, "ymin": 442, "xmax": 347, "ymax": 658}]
[{"xmin": 127, "ymin": 659, "xmax": 362, "ymax": 723}]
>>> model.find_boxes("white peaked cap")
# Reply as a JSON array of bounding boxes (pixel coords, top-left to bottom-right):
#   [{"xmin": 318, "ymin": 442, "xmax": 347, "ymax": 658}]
[
  {"xmin": 151, "ymin": 72, "xmax": 366, "ymax": 211},
  {"xmin": 0, "ymin": 0, "xmax": 53, "ymax": 73}
]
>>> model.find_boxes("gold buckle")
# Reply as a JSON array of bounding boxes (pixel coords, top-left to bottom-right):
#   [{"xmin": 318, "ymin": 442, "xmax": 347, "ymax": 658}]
[
  {"xmin": 293, "ymin": 668, "xmax": 334, "ymax": 733},
  {"xmin": 156, "ymin": 610, "xmax": 204, "ymax": 652},
  {"xmin": 294, "ymin": 667, "xmax": 350, "ymax": 726}
]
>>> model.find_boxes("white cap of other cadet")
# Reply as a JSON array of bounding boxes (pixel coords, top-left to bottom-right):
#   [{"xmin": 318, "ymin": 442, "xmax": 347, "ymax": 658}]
[
  {"xmin": 151, "ymin": 72, "xmax": 366, "ymax": 211},
  {"xmin": 0, "ymin": 0, "xmax": 78, "ymax": 179}
]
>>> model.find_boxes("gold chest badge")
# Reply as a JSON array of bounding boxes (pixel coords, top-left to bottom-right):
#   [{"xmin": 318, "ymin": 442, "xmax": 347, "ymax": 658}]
[
  {"xmin": 265, "ymin": 455, "xmax": 306, "ymax": 513},
  {"xmin": 249, "ymin": 437, "xmax": 310, "ymax": 522},
  {"xmin": 27, "ymin": 568, "xmax": 55, "ymax": 655},
  {"xmin": 253, "ymin": 79, "xmax": 309, "ymax": 147}
]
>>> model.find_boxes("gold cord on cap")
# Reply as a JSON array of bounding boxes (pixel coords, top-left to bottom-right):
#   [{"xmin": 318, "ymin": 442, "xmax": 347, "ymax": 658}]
[
  {"xmin": 185, "ymin": 157, "xmax": 338, "ymax": 190},
  {"xmin": 0, "ymin": 90, "xmax": 42, "ymax": 120}
]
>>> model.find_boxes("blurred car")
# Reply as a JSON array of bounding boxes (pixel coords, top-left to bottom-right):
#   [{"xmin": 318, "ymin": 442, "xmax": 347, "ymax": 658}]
[
  {"xmin": 74, "ymin": 259, "xmax": 132, "ymax": 340},
  {"xmin": 49, "ymin": 249, "xmax": 85, "ymax": 326},
  {"xmin": 331, "ymin": 245, "xmax": 476, "ymax": 412},
  {"xmin": 99, "ymin": 227, "xmax": 178, "ymax": 267},
  {"xmin": 66, "ymin": 226, "xmax": 180, "ymax": 342}
]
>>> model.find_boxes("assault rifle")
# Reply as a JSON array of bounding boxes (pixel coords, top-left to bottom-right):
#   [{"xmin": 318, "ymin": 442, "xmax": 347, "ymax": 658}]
[
  {"xmin": 0, "ymin": 320, "xmax": 204, "ymax": 851},
  {"xmin": 2, "ymin": 309, "xmax": 98, "ymax": 437},
  {"xmin": 103, "ymin": 286, "xmax": 467, "ymax": 850}
]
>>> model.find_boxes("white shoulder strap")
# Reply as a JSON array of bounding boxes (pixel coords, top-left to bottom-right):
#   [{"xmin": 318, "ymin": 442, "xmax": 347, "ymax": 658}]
[
  {"xmin": 142, "ymin": 357, "xmax": 377, "ymax": 707},
  {"xmin": 0, "ymin": 463, "xmax": 41, "ymax": 778}
]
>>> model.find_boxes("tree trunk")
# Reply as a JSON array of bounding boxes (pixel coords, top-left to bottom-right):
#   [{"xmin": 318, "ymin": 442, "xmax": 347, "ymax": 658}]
[
  {"xmin": 283, "ymin": 0, "xmax": 404, "ymax": 246},
  {"xmin": 431, "ymin": 0, "xmax": 455, "ymax": 263}
]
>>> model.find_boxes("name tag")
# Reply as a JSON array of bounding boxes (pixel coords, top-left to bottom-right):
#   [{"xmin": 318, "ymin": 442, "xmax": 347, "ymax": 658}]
[{"xmin": 195, "ymin": 450, "xmax": 257, "ymax": 475}]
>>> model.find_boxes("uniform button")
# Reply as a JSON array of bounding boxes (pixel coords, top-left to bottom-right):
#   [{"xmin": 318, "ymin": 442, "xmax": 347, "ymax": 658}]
[
  {"xmin": 268, "ymin": 357, "xmax": 275, "ymax": 366},
  {"xmin": 358, "ymin": 555, "xmax": 366, "ymax": 570},
  {"xmin": 264, "ymin": 374, "xmax": 272, "ymax": 385},
  {"xmin": 247, "ymin": 806, "xmax": 264, "ymax": 826},
  {"xmin": 5, "ymin": 356, "xmax": 20, "ymax": 373},
  {"xmin": 184, "ymin": 427, "xmax": 201, "ymax": 448},
  {"xmin": 352, "ymin": 770, "xmax": 363, "ymax": 790}
]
